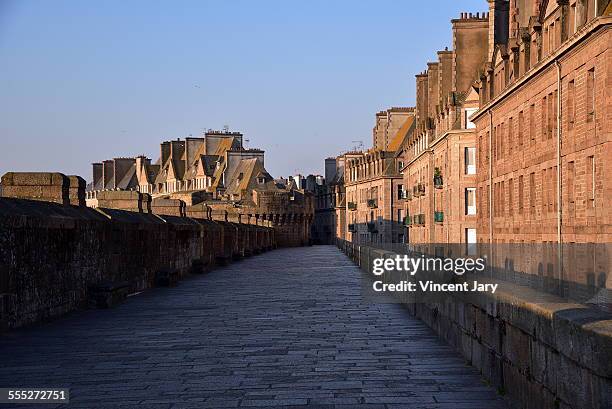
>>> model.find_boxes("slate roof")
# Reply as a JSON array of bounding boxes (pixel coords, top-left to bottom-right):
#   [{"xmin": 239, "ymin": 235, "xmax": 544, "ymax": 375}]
[
  {"xmin": 386, "ymin": 115, "xmax": 415, "ymax": 153},
  {"xmin": 117, "ymin": 164, "xmax": 137, "ymax": 190},
  {"xmin": 224, "ymin": 158, "xmax": 276, "ymax": 198}
]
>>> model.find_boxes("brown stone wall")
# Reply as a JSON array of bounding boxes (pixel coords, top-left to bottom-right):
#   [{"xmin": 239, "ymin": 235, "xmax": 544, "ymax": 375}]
[
  {"xmin": 1, "ymin": 172, "xmax": 70, "ymax": 205},
  {"xmin": 0, "ymin": 197, "xmax": 275, "ymax": 330},
  {"xmin": 345, "ymin": 176, "xmax": 404, "ymax": 245},
  {"xmin": 250, "ymin": 190, "xmax": 314, "ymax": 247},
  {"xmin": 452, "ymin": 15, "xmax": 490, "ymax": 94},
  {"xmin": 339, "ymin": 242, "xmax": 612, "ymax": 409},
  {"xmin": 474, "ymin": 25, "xmax": 611, "ymax": 245},
  {"xmin": 404, "ymin": 150, "xmax": 433, "ymax": 244},
  {"xmin": 431, "ymin": 131, "xmax": 478, "ymax": 243}
]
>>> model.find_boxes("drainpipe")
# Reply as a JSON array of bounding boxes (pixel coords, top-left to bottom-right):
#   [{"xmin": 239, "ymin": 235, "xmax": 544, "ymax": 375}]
[
  {"xmin": 488, "ymin": 110, "xmax": 494, "ymax": 275},
  {"xmin": 488, "ymin": 111, "xmax": 493, "ymax": 246},
  {"xmin": 556, "ymin": 60, "xmax": 563, "ymax": 286}
]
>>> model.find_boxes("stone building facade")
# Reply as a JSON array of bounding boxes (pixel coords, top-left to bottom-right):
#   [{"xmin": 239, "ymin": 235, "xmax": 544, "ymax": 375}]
[
  {"xmin": 310, "ymin": 159, "xmax": 338, "ymax": 245},
  {"xmin": 471, "ymin": 0, "xmax": 611, "ymax": 245},
  {"xmin": 87, "ymin": 129, "xmax": 314, "ymax": 246},
  {"xmin": 373, "ymin": 107, "xmax": 415, "ymax": 150},
  {"xmin": 345, "ymin": 149, "xmax": 407, "ymax": 245},
  {"xmin": 400, "ymin": 12, "xmax": 489, "ymax": 245}
]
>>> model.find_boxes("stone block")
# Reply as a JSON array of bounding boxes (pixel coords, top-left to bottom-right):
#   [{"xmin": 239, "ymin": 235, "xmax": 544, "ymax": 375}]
[
  {"xmin": 3, "ymin": 172, "xmax": 63, "ymax": 186},
  {"xmin": 2, "ymin": 185, "xmax": 68, "ymax": 205},
  {"xmin": 67, "ymin": 175, "xmax": 86, "ymax": 206},
  {"xmin": 96, "ymin": 190, "xmax": 141, "ymax": 200},
  {"xmin": 155, "ymin": 268, "xmax": 179, "ymax": 287},
  {"xmin": 529, "ymin": 337, "xmax": 558, "ymax": 392},
  {"xmin": 89, "ymin": 281, "xmax": 129, "ymax": 308},
  {"xmin": 503, "ymin": 323, "xmax": 531, "ymax": 373},
  {"xmin": 475, "ymin": 308, "xmax": 502, "ymax": 350},
  {"xmin": 552, "ymin": 307, "xmax": 612, "ymax": 378},
  {"xmin": 151, "ymin": 198, "xmax": 185, "ymax": 217}
]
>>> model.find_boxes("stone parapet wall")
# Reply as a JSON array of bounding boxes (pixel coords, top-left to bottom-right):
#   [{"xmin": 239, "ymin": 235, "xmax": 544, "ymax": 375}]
[
  {"xmin": 337, "ymin": 240, "xmax": 612, "ymax": 409},
  {"xmin": 0, "ymin": 197, "xmax": 275, "ymax": 330}
]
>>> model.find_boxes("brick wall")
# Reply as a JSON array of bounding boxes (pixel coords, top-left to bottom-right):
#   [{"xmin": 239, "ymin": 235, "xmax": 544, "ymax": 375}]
[{"xmin": 474, "ymin": 23, "xmax": 611, "ymax": 245}]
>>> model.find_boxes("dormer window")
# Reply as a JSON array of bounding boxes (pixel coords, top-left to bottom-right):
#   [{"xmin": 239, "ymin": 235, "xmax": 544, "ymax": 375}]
[{"xmin": 258, "ymin": 177, "xmax": 266, "ymax": 184}]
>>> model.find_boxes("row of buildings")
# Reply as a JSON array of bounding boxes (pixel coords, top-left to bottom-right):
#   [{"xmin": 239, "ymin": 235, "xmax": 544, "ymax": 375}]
[
  {"xmin": 87, "ymin": 130, "xmax": 314, "ymax": 246},
  {"xmin": 314, "ymin": 0, "xmax": 610, "ymax": 248}
]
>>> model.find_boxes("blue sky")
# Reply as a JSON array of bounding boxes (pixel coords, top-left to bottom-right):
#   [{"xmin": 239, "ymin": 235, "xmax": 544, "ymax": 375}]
[{"xmin": 0, "ymin": 0, "xmax": 486, "ymax": 181}]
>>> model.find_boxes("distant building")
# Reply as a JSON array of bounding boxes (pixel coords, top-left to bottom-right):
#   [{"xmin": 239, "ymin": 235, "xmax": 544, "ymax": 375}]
[
  {"xmin": 472, "ymin": 0, "xmax": 611, "ymax": 244},
  {"xmin": 343, "ymin": 109, "xmax": 415, "ymax": 245},
  {"xmin": 373, "ymin": 107, "xmax": 415, "ymax": 150},
  {"xmin": 87, "ymin": 129, "xmax": 314, "ymax": 246},
  {"xmin": 400, "ymin": 12, "xmax": 488, "ymax": 244}
]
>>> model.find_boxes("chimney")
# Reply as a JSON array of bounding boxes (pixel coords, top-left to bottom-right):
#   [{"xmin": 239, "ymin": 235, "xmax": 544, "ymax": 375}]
[
  {"xmin": 170, "ymin": 140, "xmax": 185, "ymax": 162},
  {"xmin": 488, "ymin": 0, "xmax": 510, "ymax": 61},
  {"xmin": 92, "ymin": 163, "xmax": 103, "ymax": 188},
  {"xmin": 160, "ymin": 141, "xmax": 170, "ymax": 165},
  {"xmin": 102, "ymin": 160, "xmax": 114, "ymax": 190}
]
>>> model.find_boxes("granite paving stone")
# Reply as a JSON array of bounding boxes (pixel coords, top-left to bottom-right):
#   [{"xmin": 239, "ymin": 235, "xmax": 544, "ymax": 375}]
[{"xmin": 0, "ymin": 246, "xmax": 510, "ymax": 408}]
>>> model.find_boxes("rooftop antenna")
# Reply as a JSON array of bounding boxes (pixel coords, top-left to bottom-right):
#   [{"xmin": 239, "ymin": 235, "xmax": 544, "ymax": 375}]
[{"xmin": 351, "ymin": 140, "xmax": 364, "ymax": 151}]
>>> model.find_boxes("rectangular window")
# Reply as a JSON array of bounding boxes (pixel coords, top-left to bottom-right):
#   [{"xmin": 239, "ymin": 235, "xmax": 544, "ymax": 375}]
[
  {"xmin": 568, "ymin": 80, "xmax": 575, "ymax": 130},
  {"xmin": 518, "ymin": 175, "xmax": 524, "ymax": 214},
  {"xmin": 500, "ymin": 180, "xmax": 505, "ymax": 217},
  {"xmin": 518, "ymin": 111, "xmax": 524, "ymax": 146},
  {"xmin": 485, "ymin": 184, "xmax": 489, "ymax": 217},
  {"xmin": 542, "ymin": 169, "xmax": 548, "ymax": 212},
  {"xmin": 529, "ymin": 104, "xmax": 536, "ymax": 144},
  {"xmin": 465, "ymin": 107, "xmax": 478, "ymax": 129},
  {"xmin": 493, "ymin": 126, "xmax": 497, "ymax": 161},
  {"xmin": 553, "ymin": 166, "xmax": 558, "ymax": 212},
  {"xmin": 508, "ymin": 117, "xmax": 513, "ymax": 154},
  {"xmin": 586, "ymin": 68, "xmax": 595, "ymax": 122},
  {"xmin": 548, "ymin": 92, "xmax": 554, "ymax": 139},
  {"xmin": 587, "ymin": 155, "xmax": 595, "ymax": 207},
  {"xmin": 530, "ymin": 172, "xmax": 536, "ymax": 215},
  {"xmin": 541, "ymin": 96, "xmax": 548, "ymax": 140},
  {"xmin": 500, "ymin": 122, "xmax": 505, "ymax": 158},
  {"xmin": 466, "ymin": 228, "xmax": 477, "ymax": 255},
  {"xmin": 567, "ymin": 161, "xmax": 575, "ymax": 215},
  {"xmin": 508, "ymin": 178, "xmax": 514, "ymax": 216},
  {"xmin": 552, "ymin": 90, "xmax": 558, "ymax": 138},
  {"xmin": 397, "ymin": 184, "xmax": 404, "ymax": 200},
  {"xmin": 465, "ymin": 147, "xmax": 476, "ymax": 175},
  {"xmin": 465, "ymin": 188, "xmax": 477, "ymax": 215}
]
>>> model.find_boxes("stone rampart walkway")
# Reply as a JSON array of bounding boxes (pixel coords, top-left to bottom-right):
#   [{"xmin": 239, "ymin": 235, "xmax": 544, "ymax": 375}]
[{"xmin": 0, "ymin": 246, "xmax": 509, "ymax": 408}]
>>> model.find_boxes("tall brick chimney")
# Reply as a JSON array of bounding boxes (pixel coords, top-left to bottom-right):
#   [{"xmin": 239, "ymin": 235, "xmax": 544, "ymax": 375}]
[
  {"xmin": 102, "ymin": 160, "xmax": 114, "ymax": 190},
  {"xmin": 92, "ymin": 163, "xmax": 103, "ymax": 189},
  {"xmin": 170, "ymin": 139, "xmax": 185, "ymax": 162},
  {"xmin": 488, "ymin": 0, "xmax": 510, "ymax": 61},
  {"xmin": 415, "ymin": 72, "xmax": 429, "ymax": 133},
  {"xmin": 160, "ymin": 141, "xmax": 170, "ymax": 166}
]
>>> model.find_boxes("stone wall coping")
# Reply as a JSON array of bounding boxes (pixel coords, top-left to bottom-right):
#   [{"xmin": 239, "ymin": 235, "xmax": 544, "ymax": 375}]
[
  {"xmin": 0, "ymin": 197, "xmax": 105, "ymax": 222},
  {"xmin": 1, "ymin": 172, "xmax": 67, "ymax": 187},
  {"xmin": 358, "ymin": 245, "xmax": 612, "ymax": 378}
]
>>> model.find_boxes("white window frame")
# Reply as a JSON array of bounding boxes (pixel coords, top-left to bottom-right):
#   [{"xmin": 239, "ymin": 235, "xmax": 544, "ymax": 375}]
[
  {"xmin": 464, "ymin": 108, "xmax": 478, "ymax": 129},
  {"xmin": 465, "ymin": 147, "xmax": 476, "ymax": 175},
  {"xmin": 465, "ymin": 188, "xmax": 477, "ymax": 215}
]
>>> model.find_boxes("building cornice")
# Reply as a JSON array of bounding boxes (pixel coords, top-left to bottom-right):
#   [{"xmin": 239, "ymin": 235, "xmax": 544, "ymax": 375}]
[{"xmin": 345, "ymin": 174, "xmax": 402, "ymax": 187}]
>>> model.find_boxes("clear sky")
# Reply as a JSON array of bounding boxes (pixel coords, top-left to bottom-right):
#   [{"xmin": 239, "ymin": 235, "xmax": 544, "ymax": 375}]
[{"xmin": 0, "ymin": 0, "xmax": 486, "ymax": 182}]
